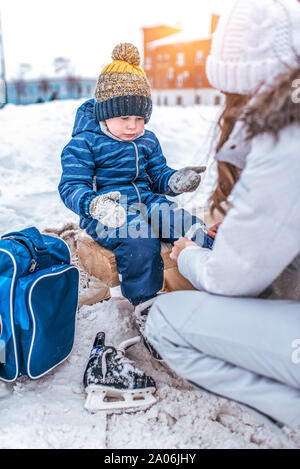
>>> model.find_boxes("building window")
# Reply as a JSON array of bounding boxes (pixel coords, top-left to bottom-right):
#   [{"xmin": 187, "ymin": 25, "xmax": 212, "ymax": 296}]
[
  {"xmin": 176, "ymin": 96, "xmax": 183, "ymax": 106},
  {"xmin": 164, "ymin": 54, "xmax": 170, "ymax": 64},
  {"xmin": 214, "ymin": 95, "xmax": 221, "ymax": 105},
  {"xmin": 176, "ymin": 52, "xmax": 185, "ymax": 67},
  {"xmin": 145, "ymin": 57, "xmax": 152, "ymax": 70},
  {"xmin": 177, "ymin": 74, "xmax": 184, "ymax": 88},
  {"xmin": 164, "ymin": 97, "xmax": 168, "ymax": 106},
  {"xmin": 157, "ymin": 96, "xmax": 161, "ymax": 106},
  {"xmin": 196, "ymin": 73, "xmax": 204, "ymax": 87},
  {"xmin": 60, "ymin": 84, "xmax": 68, "ymax": 97},
  {"xmin": 26, "ymin": 86, "xmax": 33, "ymax": 98},
  {"xmin": 168, "ymin": 68, "xmax": 174, "ymax": 80},
  {"xmin": 195, "ymin": 95, "xmax": 202, "ymax": 105},
  {"xmin": 195, "ymin": 50, "xmax": 204, "ymax": 65}
]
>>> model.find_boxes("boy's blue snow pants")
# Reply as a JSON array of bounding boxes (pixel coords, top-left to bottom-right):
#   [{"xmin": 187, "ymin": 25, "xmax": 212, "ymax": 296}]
[{"xmin": 80, "ymin": 190, "xmax": 214, "ymax": 305}]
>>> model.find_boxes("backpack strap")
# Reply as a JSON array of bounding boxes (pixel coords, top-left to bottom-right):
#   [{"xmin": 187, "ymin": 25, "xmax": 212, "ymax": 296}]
[
  {"xmin": 0, "ymin": 315, "xmax": 5, "ymax": 364},
  {"xmin": 1, "ymin": 227, "xmax": 51, "ymax": 272}
]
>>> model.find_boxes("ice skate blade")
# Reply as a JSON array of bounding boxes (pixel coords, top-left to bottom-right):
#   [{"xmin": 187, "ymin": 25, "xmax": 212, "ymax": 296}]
[{"xmin": 84, "ymin": 385, "xmax": 156, "ymax": 414}]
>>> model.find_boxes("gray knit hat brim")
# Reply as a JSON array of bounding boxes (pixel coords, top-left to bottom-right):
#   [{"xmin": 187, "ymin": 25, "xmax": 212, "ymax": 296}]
[{"xmin": 95, "ymin": 95, "xmax": 152, "ymax": 123}]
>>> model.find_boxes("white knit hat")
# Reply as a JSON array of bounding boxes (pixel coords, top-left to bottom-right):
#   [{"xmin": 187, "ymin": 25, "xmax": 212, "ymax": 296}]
[{"xmin": 206, "ymin": 0, "xmax": 300, "ymax": 95}]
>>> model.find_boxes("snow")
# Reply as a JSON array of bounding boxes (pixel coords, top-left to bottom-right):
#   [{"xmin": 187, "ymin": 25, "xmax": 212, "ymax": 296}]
[
  {"xmin": 0, "ymin": 99, "xmax": 299, "ymax": 449},
  {"xmin": 148, "ymin": 30, "xmax": 211, "ymax": 48},
  {"xmin": 0, "ymin": 99, "xmax": 218, "ymax": 234}
]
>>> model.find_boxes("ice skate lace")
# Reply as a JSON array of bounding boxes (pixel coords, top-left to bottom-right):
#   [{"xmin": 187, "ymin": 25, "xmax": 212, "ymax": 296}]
[{"xmin": 101, "ymin": 348, "xmax": 134, "ymax": 380}]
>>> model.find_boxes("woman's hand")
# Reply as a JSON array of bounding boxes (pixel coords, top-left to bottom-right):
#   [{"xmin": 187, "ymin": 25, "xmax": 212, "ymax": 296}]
[
  {"xmin": 170, "ymin": 237, "xmax": 198, "ymax": 263},
  {"xmin": 207, "ymin": 222, "xmax": 222, "ymax": 239}
]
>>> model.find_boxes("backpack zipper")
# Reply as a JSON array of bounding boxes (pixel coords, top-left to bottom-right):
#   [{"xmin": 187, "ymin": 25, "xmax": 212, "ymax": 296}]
[{"xmin": 2, "ymin": 237, "xmax": 37, "ymax": 272}]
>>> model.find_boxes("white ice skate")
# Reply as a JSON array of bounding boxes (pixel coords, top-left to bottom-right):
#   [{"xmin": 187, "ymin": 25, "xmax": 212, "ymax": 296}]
[{"xmin": 83, "ymin": 333, "xmax": 156, "ymax": 413}]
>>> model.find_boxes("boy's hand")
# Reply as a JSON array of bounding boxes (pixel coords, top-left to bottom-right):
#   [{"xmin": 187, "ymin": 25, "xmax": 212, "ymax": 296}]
[
  {"xmin": 170, "ymin": 237, "xmax": 198, "ymax": 263},
  {"xmin": 89, "ymin": 192, "xmax": 126, "ymax": 228},
  {"xmin": 168, "ymin": 166, "xmax": 206, "ymax": 194}
]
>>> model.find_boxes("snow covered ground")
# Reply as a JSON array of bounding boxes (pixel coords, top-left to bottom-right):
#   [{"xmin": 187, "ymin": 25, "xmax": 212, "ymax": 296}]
[
  {"xmin": 0, "ymin": 99, "xmax": 218, "ymax": 234},
  {"xmin": 0, "ymin": 99, "xmax": 299, "ymax": 449}
]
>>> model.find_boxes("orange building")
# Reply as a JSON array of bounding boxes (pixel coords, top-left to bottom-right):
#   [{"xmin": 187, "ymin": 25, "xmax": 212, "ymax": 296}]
[{"xmin": 142, "ymin": 14, "xmax": 223, "ymax": 106}]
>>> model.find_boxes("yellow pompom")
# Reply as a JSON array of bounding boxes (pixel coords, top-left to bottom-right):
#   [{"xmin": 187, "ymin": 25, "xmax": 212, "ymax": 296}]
[{"xmin": 112, "ymin": 43, "xmax": 141, "ymax": 66}]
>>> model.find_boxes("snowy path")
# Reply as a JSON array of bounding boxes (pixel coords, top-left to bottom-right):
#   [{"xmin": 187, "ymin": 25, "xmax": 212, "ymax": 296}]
[
  {"xmin": 1, "ymin": 295, "xmax": 298, "ymax": 449},
  {"xmin": 0, "ymin": 99, "xmax": 218, "ymax": 234},
  {"xmin": 1, "ymin": 100, "xmax": 300, "ymax": 448},
  {"xmin": 1, "ymin": 294, "xmax": 298, "ymax": 449}
]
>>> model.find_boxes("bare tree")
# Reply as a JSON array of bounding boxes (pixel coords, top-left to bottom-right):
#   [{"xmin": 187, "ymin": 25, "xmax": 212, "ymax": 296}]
[
  {"xmin": 53, "ymin": 57, "xmax": 71, "ymax": 75},
  {"xmin": 39, "ymin": 78, "xmax": 50, "ymax": 100},
  {"xmin": 15, "ymin": 63, "xmax": 32, "ymax": 104},
  {"xmin": 18, "ymin": 63, "xmax": 32, "ymax": 79},
  {"xmin": 0, "ymin": 12, "xmax": 7, "ymax": 108},
  {"xmin": 15, "ymin": 79, "xmax": 25, "ymax": 104}
]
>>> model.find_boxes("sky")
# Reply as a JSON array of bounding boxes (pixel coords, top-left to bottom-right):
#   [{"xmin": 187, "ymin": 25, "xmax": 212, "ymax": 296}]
[{"xmin": 0, "ymin": 0, "xmax": 235, "ymax": 80}]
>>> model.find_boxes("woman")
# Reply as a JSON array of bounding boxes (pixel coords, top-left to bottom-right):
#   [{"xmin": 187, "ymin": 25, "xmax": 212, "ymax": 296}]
[{"xmin": 145, "ymin": 0, "xmax": 300, "ymax": 429}]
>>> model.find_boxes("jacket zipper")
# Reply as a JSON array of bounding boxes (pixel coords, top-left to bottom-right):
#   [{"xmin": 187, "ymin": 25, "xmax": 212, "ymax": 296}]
[{"xmin": 131, "ymin": 141, "xmax": 141, "ymax": 204}]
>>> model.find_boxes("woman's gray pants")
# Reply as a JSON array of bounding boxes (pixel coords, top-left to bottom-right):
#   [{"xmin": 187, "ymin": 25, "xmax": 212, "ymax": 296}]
[{"xmin": 145, "ymin": 291, "xmax": 300, "ymax": 428}]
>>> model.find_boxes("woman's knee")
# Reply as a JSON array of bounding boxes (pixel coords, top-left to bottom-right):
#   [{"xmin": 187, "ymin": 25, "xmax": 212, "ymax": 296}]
[
  {"xmin": 150, "ymin": 290, "xmax": 211, "ymax": 324},
  {"xmin": 146, "ymin": 290, "xmax": 211, "ymax": 342}
]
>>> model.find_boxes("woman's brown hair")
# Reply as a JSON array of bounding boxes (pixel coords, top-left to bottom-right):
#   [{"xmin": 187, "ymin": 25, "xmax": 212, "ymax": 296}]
[{"xmin": 209, "ymin": 93, "xmax": 250, "ymax": 216}]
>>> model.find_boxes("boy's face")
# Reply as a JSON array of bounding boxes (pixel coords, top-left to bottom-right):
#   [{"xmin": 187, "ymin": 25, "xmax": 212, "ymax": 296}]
[{"xmin": 105, "ymin": 116, "xmax": 145, "ymax": 141}]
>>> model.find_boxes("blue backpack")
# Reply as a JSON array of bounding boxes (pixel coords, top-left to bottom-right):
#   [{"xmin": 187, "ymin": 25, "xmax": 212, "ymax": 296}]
[{"xmin": 0, "ymin": 227, "xmax": 79, "ymax": 382}]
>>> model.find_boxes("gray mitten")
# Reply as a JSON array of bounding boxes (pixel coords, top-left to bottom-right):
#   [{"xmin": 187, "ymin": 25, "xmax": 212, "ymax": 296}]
[
  {"xmin": 89, "ymin": 191, "xmax": 126, "ymax": 228},
  {"xmin": 168, "ymin": 166, "xmax": 206, "ymax": 194}
]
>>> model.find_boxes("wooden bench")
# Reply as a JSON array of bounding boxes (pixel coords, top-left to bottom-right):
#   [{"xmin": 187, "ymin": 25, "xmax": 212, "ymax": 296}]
[{"xmin": 77, "ymin": 209, "xmax": 223, "ymax": 298}]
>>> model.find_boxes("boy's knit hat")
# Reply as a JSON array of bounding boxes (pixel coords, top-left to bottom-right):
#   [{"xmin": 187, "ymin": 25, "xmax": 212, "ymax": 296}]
[
  {"xmin": 94, "ymin": 43, "xmax": 152, "ymax": 123},
  {"xmin": 206, "ymin": 0, "xmax": 300, "ymax": 95}
]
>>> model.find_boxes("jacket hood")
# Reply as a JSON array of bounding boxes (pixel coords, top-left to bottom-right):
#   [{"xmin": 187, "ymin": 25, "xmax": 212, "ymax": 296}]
[
  {"xmin": 242, "ymin": 63, "xmax": 300, "ymax": 139},
  {"xmin": 72, "ymin": 99, "xmax": 101, "ymax": 137}
]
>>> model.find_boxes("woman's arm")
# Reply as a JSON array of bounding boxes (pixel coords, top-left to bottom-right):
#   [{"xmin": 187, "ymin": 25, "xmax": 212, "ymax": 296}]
[{"xmin": 176, "ymin": 128, "xmax": 300, "ymax": 297}]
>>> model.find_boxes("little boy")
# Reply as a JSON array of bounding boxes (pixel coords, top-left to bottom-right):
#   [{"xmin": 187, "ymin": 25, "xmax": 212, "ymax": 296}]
[
  {"xmin": 59, "ymin": 43, "xmax": 215, "ymax": 409},
  {"xmin": 58, "ymin": 43, "xmax": 213, "ymax": 313}
]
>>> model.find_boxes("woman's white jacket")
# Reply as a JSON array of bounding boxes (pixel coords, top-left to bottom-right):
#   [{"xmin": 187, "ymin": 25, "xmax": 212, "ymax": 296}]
[{"xmin": 178, "ymin": 122, "xmax": 300, "ymax": 300}]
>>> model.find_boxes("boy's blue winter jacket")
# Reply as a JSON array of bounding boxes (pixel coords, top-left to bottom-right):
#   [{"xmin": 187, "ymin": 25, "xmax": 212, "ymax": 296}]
[
  {"xmin": 58, "ymin": 99, "xmax": 177, "ymax": 227},
  {"xmin": 58, "ymin": 99, "xmax": 213, "ymax": 305}
]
